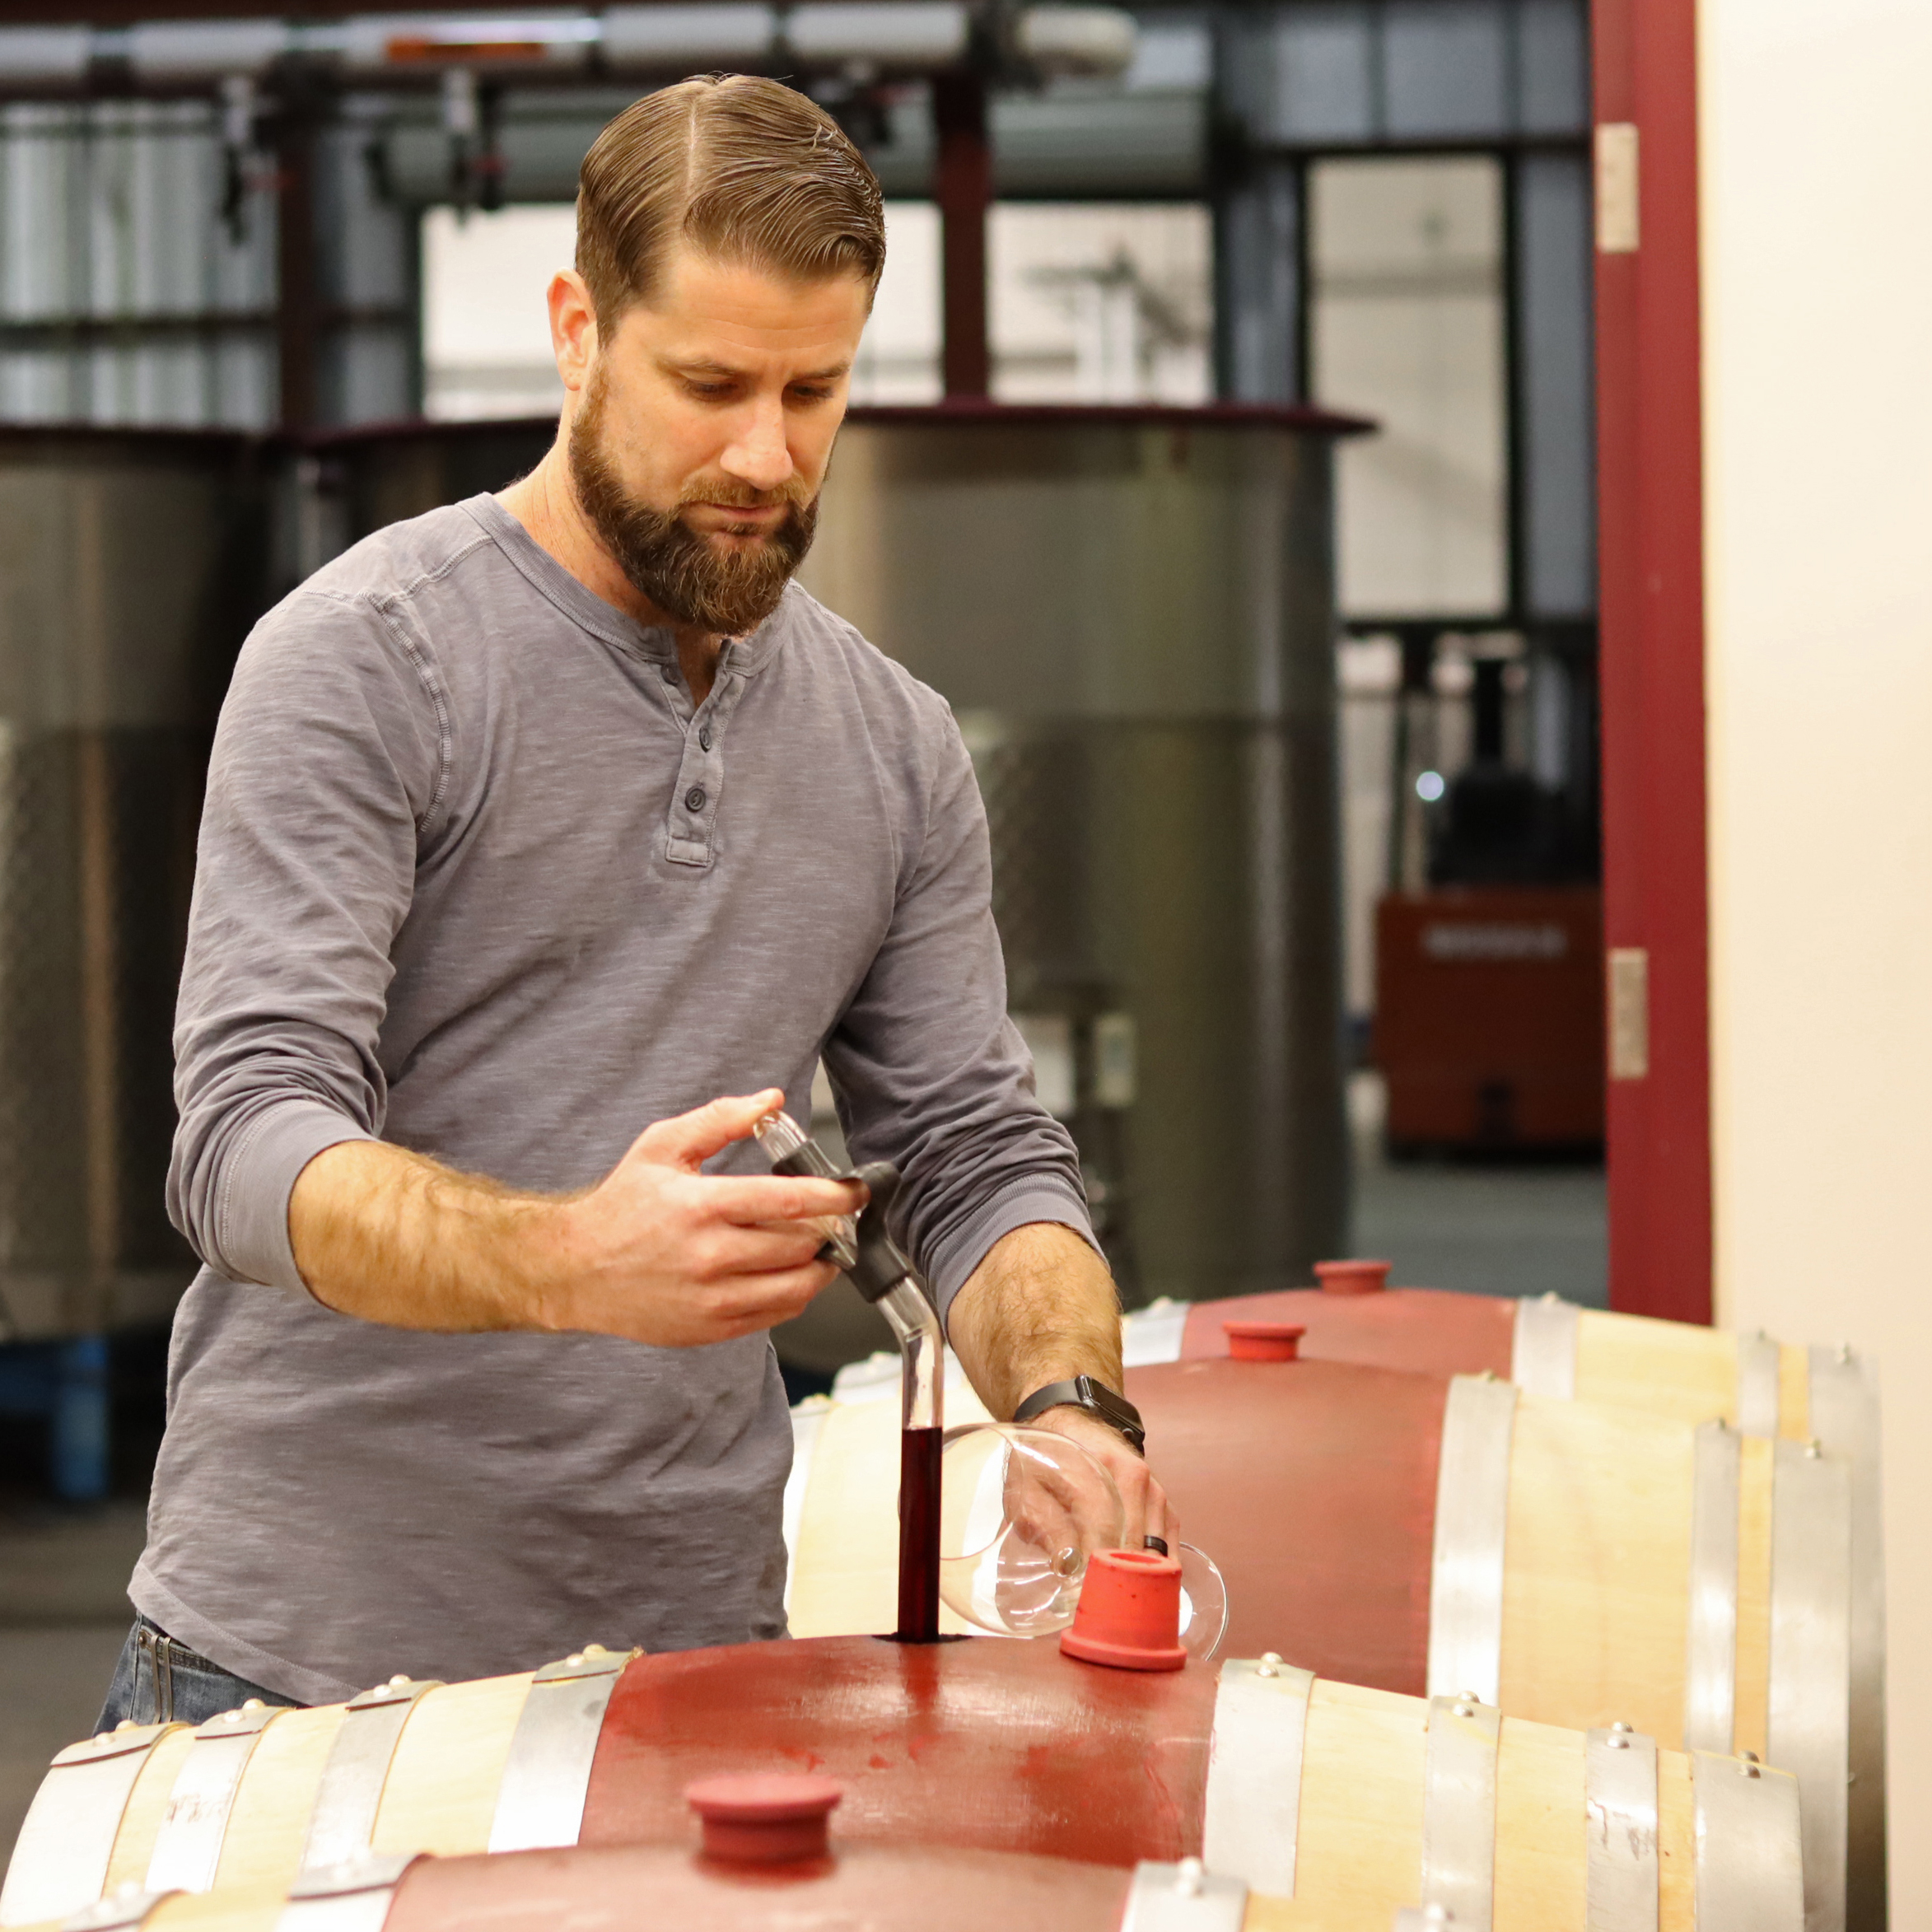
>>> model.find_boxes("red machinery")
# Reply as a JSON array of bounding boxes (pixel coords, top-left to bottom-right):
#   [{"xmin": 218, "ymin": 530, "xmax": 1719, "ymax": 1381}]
[{"xmin": 1374, "ymin": 885, "xmax": 1604, "ymax": 1153}]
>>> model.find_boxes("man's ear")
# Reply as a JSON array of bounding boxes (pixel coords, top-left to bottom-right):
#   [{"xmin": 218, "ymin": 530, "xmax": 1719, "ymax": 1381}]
[{"xmin": 549, "ymin": 269, "xmax": 600, "ymax": 393}]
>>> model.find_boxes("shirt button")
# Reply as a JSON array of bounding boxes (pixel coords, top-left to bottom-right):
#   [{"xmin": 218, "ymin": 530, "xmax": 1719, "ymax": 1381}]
[
  {"xmin": 660, "ymin": 663, "xmax": 678, "ymax": 683},
  {"xmin": 698, "ymin": 726, "xmax": 713, "ymax": 752},
  {"xmin": 685, "ymin": 786, "xmax": 707, "ymax": 813}
]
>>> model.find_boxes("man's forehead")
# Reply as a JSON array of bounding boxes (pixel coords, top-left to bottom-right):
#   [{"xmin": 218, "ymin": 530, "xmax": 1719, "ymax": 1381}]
[{"xmin": 618, "ymin": 245, "xmax": 871, "ymax": 355}]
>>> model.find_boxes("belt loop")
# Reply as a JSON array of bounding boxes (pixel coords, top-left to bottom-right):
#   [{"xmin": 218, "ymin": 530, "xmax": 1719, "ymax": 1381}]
[{"xmin": 138, "ymin": 1625, "xmax": 176, "ymax": 1727}]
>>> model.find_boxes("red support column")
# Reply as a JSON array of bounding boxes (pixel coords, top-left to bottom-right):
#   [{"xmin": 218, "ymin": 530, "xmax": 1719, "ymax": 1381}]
[
  {"xmin": 931, "ymin": 72, "xmax": 991, "ymax": 400},
  {"xmin": 1592, "ymin": 0, "xmax": 1712, "ymax": 1323}
]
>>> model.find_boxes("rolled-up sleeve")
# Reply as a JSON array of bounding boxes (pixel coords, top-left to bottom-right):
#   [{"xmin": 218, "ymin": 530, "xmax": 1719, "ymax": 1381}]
[
  {"xmin": 167, "ymin": 588, "xmax": 444, "ymax": 1293},
  {"xmin": 824, "ymin": 708, "xmax": 1099, "ymax": 1321}
]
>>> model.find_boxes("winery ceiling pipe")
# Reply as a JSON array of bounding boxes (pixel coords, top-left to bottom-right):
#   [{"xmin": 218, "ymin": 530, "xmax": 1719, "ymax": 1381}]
[{"xmin": 0, "ymin": 6, "xmax": 1136, "ymax": 91}]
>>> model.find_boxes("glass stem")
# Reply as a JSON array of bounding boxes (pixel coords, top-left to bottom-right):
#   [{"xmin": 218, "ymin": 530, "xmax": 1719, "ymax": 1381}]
[{"xmin": 879, "ymin": 1279, "xmax": 943, "ymax": 1433}]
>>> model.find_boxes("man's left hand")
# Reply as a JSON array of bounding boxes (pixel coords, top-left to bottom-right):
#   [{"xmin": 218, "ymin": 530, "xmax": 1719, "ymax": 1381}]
[{"xmin": 1024, "ymin": 1402, "xmax": 1176, "ymax": 1552}]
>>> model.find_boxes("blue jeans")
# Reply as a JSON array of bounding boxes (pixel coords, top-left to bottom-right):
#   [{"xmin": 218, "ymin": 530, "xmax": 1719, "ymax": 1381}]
[{"xmin": 98, "ymin": 1616, "xmax": 301, "ymax": 1730}]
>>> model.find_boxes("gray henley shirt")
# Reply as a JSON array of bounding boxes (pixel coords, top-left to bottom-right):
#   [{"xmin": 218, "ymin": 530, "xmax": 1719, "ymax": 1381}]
[{"xmin": 133, "ymin": 493, "xmax": 1092, "ymax": 1704}]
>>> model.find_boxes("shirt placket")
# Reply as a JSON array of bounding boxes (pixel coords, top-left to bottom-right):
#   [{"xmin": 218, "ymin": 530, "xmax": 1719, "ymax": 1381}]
[{"xmin": 664, "ymin": 645, "xmax": 749, "ymax": 869}]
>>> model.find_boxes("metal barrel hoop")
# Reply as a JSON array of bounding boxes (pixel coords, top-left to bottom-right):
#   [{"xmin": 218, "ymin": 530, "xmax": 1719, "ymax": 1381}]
[
  {"xmin": 1584, "ymin": 1725, "xmax": 1659, "ymax": 1932},
  {"xmin": 1691, "ymin": 1750, "xmax": 1803, "ymax": 1932},
  {"xmin": 1683, "ymin": 1421, "xmax": 1742, "ymax": 1756},
  {"xmin": 1421, "ymin": 1692, "xmax": 1501, "ymax": 1932},
  {"xmin": 1767, "ymin": 1439, "xmax": 1851, "ymax": 1932},
  {"xmin": 1427, "ymin": 1374, "xmax": 1519, "ymax": 1706},
  {"xmin": 1734, "ymin": 1334, "xmax": 1782, "ymax": 1440},
  {"xmin": 143, "ymin": 1699, "xmax": 290, "ymax": 1893},
  {"xmin": 1804, "ymin": 1343, "xmax": 1886, "ymax": 1932},
  {"xmin": 57, "ymin": 1888, "xmax": 181, "ymax": 1932},
  {"xmin": 487, "ymin": 1646, "xmax": 638, "ymax": 1854},
  {"xmin": 275, "ymin": 1852, "xmax": 418, "ymax": 1932},
  {"xmin": 297, "ymin": 1679, "xmax": 443, "ymax": 1877},
  {"xmin": 1121, "ymin": 1861, "xmax": 1249, "ymax": 1932},
  {"xmin": 1510, "ymin": 1293, "xmax": 1579, "ymax": 1400},
  {"xmin": 1201, "ymin": 1654, "xmax": 1316, "ymax": 1897},
  {"xmin": 0, "ymin": 1723, "xmax": 186, "ymax": 1929}
]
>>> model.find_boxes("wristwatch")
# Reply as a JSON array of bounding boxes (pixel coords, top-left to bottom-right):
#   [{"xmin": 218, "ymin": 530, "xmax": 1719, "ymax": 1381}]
[{"xmin": 1012, "ymin": 1374, "xmax": 1146, "ymax": 1454}]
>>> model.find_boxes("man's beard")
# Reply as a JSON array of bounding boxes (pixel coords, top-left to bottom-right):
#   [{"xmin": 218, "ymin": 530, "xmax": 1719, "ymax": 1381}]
[{"xmin": 568, "ymin": 367, "xmax": 819, "ymax": 637}]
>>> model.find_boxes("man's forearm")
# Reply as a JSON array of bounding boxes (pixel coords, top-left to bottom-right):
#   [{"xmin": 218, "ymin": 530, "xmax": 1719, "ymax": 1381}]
[
  {"xmin": 946, "ymin": 1220, "xmax": 1172, "ymax": 1546},
  {"xmin": 290, "ymin": 1140, "xmax": 558, "ymax": 1331},
  {"xmin": 284, "ymin": 1093, "xmax": 861, "ymax": 1346},
  {"xmin": 945, "ymin": 1221, "xmax": 1122, "ymax": 1418}
]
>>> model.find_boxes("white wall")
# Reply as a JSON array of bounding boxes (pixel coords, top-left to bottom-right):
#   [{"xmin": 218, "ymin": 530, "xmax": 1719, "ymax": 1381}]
[{"xmin": 1699, "ymin": 0, "xmax": 1932, "ymax": 1916}]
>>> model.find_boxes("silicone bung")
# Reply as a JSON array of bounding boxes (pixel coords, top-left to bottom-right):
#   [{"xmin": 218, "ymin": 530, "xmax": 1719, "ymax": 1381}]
[
  {"xmin": 1224, "ymin": 1319, "xmax": 1305, "ymax": 1362},
  {"xmin": 686, "ymin": 1773, "xmax": 842, "ymax": 1864},
  {"xmin": 1314, "ymin": 1258, "xmax": 1392, "ymax": 1295},
  {"xmin": 1060, "ymin": 1547, "xmax": 1188, "ymax": 1671}
]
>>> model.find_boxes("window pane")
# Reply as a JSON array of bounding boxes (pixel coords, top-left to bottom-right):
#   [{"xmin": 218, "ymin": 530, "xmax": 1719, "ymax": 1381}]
[{"xmin": 1311, "ymin": 155, "xmax": 1508, "ymax": 618}]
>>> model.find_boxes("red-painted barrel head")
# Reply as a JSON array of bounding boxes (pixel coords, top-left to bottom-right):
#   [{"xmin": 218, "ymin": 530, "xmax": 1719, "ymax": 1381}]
[
  {"xmin": 1222, "ymin": 1319, "xmax": 1306, "ymax": 1361},
  {"xmin": 1314, "ymin": 1258, "xmax": 1393, "ymax": 1295},
  {"xmin": 687, "ymin": 1774, "xmax": 842, "ymax": 1864},
  {"xmin": 1061, "ymin": 1547, "xmax": 1187, "ymax": 1672}
]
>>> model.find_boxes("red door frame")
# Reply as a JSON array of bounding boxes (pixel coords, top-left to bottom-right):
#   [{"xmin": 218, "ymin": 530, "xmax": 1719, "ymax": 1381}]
[{"xmin": 1592, "ymin": 0, "xmax": 1713, "ymax": 1323}]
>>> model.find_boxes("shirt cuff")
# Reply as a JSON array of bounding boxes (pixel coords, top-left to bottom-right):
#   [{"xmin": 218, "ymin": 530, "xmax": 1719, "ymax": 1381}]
[
  {"xmin": 922, "ymin": 1183, "xmax": 1104, "ymax": 1328},
  {"xmin": 217, "ymin": 1099, "xmax": 376, "ymax": 1294}
]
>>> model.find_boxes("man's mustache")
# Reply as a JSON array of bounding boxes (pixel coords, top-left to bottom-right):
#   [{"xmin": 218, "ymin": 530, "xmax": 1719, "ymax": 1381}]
[{"xmin": 677, "ymin": 479, "xmax": 814, "ymax": 513}]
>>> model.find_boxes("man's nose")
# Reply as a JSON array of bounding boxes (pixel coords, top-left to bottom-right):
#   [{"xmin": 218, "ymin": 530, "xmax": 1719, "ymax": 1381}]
[{"xmin": 720, "ymin": 396, "xmax": 795, "ymax": 493}]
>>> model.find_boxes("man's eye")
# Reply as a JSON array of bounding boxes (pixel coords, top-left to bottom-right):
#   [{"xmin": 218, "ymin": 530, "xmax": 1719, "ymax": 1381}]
[
  {"xmin": 791, "ymin": 386, "xmax": 833, "ymax": 404},
  {"xmin": 687, "ymin": 381, "xmax": 734, "ymax": 399}
]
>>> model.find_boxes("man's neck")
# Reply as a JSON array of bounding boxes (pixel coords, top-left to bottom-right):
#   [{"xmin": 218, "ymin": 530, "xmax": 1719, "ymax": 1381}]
[{"xmin": 499, "ymin": 441, "xmax": 725, "ymax": 703}]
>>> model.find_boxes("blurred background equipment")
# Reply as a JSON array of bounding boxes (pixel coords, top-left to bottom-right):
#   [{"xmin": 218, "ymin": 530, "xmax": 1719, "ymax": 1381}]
[{"xmin": 0, "ymin": 426, "xmax": 264, "ymax": 1494}]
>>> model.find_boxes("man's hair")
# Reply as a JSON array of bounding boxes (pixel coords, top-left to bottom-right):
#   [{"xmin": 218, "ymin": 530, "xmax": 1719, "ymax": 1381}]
[{"xmin": 576, "ymin": 75, "xmax": 886, "ymax": 332}]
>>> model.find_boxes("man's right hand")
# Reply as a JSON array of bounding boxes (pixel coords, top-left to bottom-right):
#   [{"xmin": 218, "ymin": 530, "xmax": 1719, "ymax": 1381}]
[
  {"xmin": 289, "ymin": 1089, "xmax": 866, "ymax": 1345},
  {"xmin": 538, "ymin": 1090, "xmax": 867, "ymax": 1345}
]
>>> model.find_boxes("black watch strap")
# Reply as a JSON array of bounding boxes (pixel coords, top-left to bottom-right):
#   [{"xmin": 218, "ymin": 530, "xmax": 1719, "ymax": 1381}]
[{"xmin": 1011, "ymin": 1374, "xmax": 1146, "ymax": 1454}]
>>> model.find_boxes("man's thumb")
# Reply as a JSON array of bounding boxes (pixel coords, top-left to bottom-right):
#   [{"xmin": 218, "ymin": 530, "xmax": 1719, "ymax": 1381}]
[{"xmin": 634, "ymin": 1090, "xmax": 785, "ymax": 1171}]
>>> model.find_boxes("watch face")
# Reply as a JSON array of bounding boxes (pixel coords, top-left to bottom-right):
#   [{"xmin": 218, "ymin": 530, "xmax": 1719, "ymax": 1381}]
[{"xmin": 1086, "ymin": 1381, "xmax": 1144, "ymax": 1434}]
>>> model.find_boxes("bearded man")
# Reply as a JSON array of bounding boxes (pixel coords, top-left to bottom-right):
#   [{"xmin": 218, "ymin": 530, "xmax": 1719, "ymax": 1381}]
[{"xmin": 102, "ymin": 74, "xmax": 1169, "ymax": 1723}]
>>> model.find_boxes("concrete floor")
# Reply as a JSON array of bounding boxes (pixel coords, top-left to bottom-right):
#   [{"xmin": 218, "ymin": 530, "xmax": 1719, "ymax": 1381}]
[
  {"xmin": 1346, "ymin": 1072, "xmax": 1608, "ymax": 1308},
  {"xmin": 0, "ymin": 1502, "xmax": 142, "ymax": 1864},
  {"xmin": 0, "ymin": 1074, "xmax": 1606, "ymax": 1869}
]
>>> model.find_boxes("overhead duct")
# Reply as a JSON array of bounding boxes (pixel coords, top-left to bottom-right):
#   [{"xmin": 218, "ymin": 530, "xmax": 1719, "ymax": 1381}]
[
  {"xmin": 598, "ymin": 4, "xmax": 775, "ymax": 69},
  {"xmin": 128, "ymin": 19, "xmax": 294, "ymax": 83},
  {"xmin": 784, "ymin": 3, "xmax": 969, "ymax": 68},
  {"xmin": 0, "ymin": 26, "xmax": 89, "ymax": 85},
  {"xmin": 0, "ymin": 5, "xmax": 1136, "ymax": 90},
  {"xmin": 336, "ymin": 12, "xmax": 600, "ymax": 78},
  {"xmin": 1013, "ymin": 5, "xmax": 1135, "ymax": 77}
]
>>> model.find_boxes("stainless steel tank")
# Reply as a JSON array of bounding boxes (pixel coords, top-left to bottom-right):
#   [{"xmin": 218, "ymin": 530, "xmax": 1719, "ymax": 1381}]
[
  {"xmin": 298, "ymin": 402, "xmax": 1357, "ymax": 1310},
  {"xmin": 800, "ymin": 405, "xmax": 1356, "ymax": 1302},
  {"xmin": 0, "ymin": 426, "xmax": 265, "ymax": 1337}
]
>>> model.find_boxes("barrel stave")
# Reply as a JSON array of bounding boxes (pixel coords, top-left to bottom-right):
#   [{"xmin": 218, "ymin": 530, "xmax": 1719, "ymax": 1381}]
[
  {"xmin": 1498, "ymin": 1392, "xmax": 1695, "ymax": 1742},
  {"xmin": 101, "ymin": 1727, "xmax": 196, "ymax": 1895},
  {"xmin": 146, "ymin": 1891, "xmax": 282, "ymax": 1932},
  {"xmin": 371, "ymin": 1672, "xmax": 531, "ymax": 1859},
  {"xmin": 205, "ymin": 1704, "xmax": 344, "ymax": 1895},
  {"xmin": 1286, "ymin": 1678, "xmax": 1424, "ymax": 1926}
]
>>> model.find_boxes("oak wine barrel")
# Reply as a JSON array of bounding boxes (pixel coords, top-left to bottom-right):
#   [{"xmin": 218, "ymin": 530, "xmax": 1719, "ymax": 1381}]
[
  {"xmin": 1118, "ymin": 1276, "xmax": 1884, "ymax": 1932},
  {"xmin": 0, "ymin": 1636, "xmax": 1800, "ymax": 1932}
]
